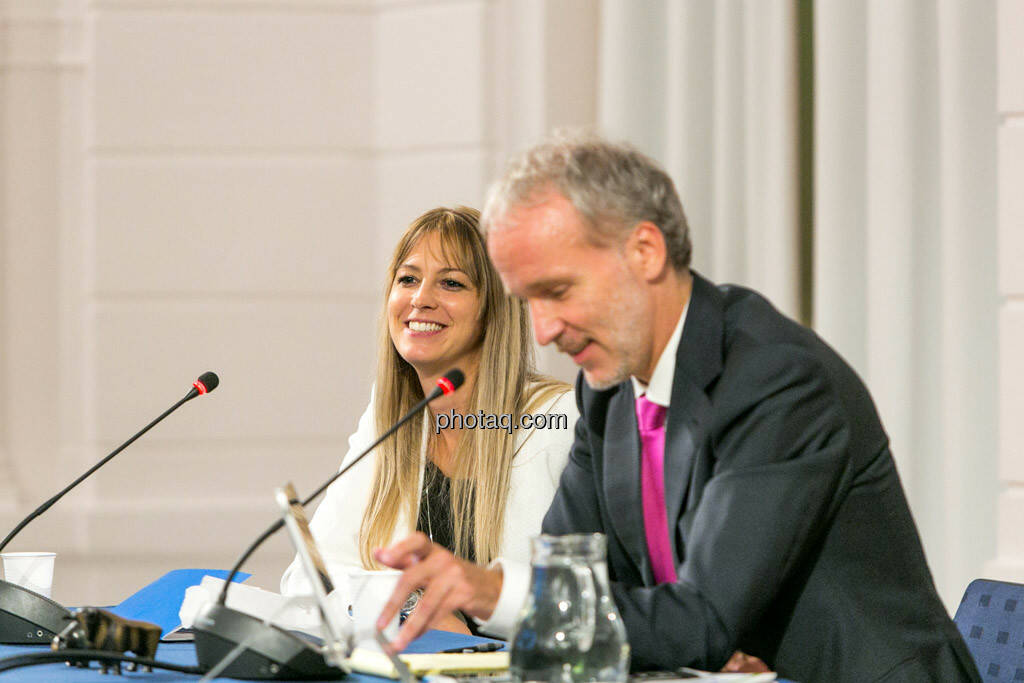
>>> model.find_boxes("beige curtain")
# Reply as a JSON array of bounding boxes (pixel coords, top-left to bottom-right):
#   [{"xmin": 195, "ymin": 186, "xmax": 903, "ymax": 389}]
[
  {"xmin": 598, "ymin": 0, "xmax": 800, "ymax": 320},
  {"xmin": 815, "ymin": 0, "xmax": 997, "ymax": 608}
]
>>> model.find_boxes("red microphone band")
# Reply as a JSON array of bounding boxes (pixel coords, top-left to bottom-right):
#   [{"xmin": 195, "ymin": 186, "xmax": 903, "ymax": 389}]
[
  {"xmin": 193, "ymin": 379, "xmax": 209, "ymax": 395},
  {"xmin": 437, "ymin": 376, "xmax": 455, "ymax": 395}
]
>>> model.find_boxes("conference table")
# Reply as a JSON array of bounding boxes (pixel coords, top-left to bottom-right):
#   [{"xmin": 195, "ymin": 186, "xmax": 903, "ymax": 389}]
[
  {"xmin": 0, "ymin": 571, "xmax": 794, "ymax": 681},
  {"xmin": 0, "ymin": 635, "xmax": 796, "ymax": 682}
]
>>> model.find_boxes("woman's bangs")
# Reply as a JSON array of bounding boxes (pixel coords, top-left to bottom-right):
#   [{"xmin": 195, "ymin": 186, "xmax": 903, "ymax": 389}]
[{"xmin": 431, "ymin": 225, "xmax": 484, "ymax": 287}]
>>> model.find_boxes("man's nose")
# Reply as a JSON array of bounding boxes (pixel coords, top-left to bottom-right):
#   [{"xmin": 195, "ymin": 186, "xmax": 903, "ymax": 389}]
[{"xmin": 529, "ymin": 301, "xmax": 564, "ymax": 346}]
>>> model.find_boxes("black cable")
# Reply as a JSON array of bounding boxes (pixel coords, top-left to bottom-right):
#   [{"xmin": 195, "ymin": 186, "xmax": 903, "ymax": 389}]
[{"xmin": 0, "ymin": 649, "xmax": 203, "ymax": 676}]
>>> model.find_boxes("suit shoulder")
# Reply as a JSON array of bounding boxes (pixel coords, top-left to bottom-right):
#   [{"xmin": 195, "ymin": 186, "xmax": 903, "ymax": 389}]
[
  {"xmin": 716, "ymin": 339, "xmax": 832, "ymax": 414},
  {"xmin": 711, "ymin": 287, "xmax": 888, "ymax": 454},
  {"xmin": 717, "ymin": 284, "xmax": 816, "ymax": 349},
  {"xmin": 714, "ymin": 283, "xmax": 857, "ymax": 385},
  {"xmin": 707, "ymin": 286, "xmax": 841, "ymax": 406}
]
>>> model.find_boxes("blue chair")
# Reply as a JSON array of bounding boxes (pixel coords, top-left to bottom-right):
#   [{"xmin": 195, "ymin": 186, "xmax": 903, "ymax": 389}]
[{"xmin": 954, "ymin": 578, "xmax": 1024, "ymax": 680}]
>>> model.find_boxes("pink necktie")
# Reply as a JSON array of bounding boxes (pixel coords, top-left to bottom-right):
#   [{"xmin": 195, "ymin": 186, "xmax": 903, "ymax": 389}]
[{"xmin": 635, "ymin": 396, "xmax": 676, "ymax": 584}]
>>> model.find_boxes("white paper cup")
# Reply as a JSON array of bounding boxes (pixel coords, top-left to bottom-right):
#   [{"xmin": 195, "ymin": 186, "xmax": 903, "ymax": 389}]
[
  {"xmin": 1, "ymin": 552, "xmax": 56, "ymax": 599},
  {"xmin": 348, "ymin": 568, "xmax": 401, "ymax": 649}
]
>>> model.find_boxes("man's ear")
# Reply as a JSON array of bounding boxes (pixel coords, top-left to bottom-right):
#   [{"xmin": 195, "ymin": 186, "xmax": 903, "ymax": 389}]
[{"xmin": 625, "ymin": 221, "xmax": 670, "ymax": 282}]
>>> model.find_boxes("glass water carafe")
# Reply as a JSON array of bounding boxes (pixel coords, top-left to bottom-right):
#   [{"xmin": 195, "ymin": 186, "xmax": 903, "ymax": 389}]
[{"xmin": 510, "ymin": 534, "xmax": 630, "ymax": 683}]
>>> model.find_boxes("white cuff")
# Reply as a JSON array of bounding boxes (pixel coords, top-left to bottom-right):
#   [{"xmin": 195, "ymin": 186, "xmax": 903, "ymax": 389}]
[{"xmin": 473, "ymin": 558, "xmax": 530, "ymax": 639}]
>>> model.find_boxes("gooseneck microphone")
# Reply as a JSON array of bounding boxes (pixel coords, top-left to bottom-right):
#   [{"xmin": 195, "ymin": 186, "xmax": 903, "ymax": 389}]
[
  {"xmin": 216, "ymin": 368, "xmax": 464, "ymax": 604},
  {"xmin": 0, "ymin": 372, "xmax": 219, "ymax": 645},
  {"xmin": 191, "ymin": 369, "xmax": 464, "ymax": 681}
]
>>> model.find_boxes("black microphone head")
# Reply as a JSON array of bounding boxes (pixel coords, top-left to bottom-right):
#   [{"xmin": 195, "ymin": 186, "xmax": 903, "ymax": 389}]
[
  {"xmin": 193, "ymin": 371, "xmax": 220, "ymax": 395},
  {"xmin": 437, "ymin": 369, "xmax": 464, "ymax": 396}
]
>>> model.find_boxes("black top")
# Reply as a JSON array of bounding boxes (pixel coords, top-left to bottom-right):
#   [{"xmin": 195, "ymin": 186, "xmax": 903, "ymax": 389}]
[{"xmin": 416, "ymin": 460, "xmax": 476, "ymax": 564}]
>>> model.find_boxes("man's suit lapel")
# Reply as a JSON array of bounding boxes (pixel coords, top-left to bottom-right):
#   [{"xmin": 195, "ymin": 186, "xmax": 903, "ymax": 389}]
[
  {"xmin": 663, "ymin": 272, "xmax": 723, "ymax": 565},
  {"xmin": 603, "ymin": 386, "xmax": 653, "ymax": 583},
  {"xmin": 599, "ymin": 272, "xmax": 725, "ymax": 582}
]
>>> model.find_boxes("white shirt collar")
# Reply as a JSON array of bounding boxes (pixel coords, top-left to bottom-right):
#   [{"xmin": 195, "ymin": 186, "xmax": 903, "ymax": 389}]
[{"xmin": 630, "ymin": 299, "xmax": 689, "ymax": 407}]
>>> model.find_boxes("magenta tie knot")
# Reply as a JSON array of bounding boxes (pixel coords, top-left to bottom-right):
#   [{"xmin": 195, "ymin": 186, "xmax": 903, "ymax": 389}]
[{"xmin": 635, "ymin": 396, "xmax": 667, "ymax": 432}]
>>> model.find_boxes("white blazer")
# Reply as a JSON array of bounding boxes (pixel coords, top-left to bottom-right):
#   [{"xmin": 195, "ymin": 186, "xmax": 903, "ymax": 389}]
[{"xmin": 280, "ymin": 386, "xmax": 578, "ymax": 596}]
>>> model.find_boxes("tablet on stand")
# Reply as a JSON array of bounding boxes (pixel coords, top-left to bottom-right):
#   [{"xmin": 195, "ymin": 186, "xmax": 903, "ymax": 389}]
[{"xmin": 274, "ymin": 482, "xmax": 352, "ymax": 670}]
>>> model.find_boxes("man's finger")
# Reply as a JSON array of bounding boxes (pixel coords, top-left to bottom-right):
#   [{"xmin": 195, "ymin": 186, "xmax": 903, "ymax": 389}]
[
  {"xmin": 375, "ymin": 539, "xmax": 456, "ymax": 631},
  {"xmin": 374, "ymin": 531, "xmax": 433, "ymax": 568},
  {"xmin": 375, "ymin": 561, "xmax": 431, "ymax": 632},
  {"xmin": 389, "ymin": 572, "xmax": 461, "ymax": 652}
]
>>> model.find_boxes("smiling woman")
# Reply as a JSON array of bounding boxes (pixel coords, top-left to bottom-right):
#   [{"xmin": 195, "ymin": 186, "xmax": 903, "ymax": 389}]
[
  {"xmin": 387, "ymin": 230, "xmax": 484, "ymax": 383},
  {"xmin": 280, "ymin": 206, "xmax": 577, "ymax": 633}
]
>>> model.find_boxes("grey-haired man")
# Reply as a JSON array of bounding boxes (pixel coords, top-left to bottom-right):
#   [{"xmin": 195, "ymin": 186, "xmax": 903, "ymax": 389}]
[{"xmin": 375, "ymin": 134, "xmax": 980, "ymax": 682}]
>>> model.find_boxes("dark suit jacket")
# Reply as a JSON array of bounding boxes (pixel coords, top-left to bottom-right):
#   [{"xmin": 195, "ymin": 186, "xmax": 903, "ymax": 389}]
[{"xmin": 542, "ymin": 272, "xmax": 980, "ymax": 682}]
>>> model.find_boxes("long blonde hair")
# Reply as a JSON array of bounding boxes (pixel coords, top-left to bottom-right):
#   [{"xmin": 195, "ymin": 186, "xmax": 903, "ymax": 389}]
[{"xmin": 359, "ymin": 206, "xmax": 567, "ymax": 567}]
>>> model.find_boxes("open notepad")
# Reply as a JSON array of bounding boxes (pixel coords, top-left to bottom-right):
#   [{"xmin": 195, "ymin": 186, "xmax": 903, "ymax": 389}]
[{"xmin": 346, "ymin": 650, "xmax": 777, "ymax": 682}]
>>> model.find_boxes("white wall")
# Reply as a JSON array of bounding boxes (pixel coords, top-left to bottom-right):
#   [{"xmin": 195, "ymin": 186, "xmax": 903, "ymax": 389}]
[
  {"xmin": 990, "ymin": 0, "xmax": 1024, "ymax": 581},
  {"xmin": 0, "ymin": 0, "xmax": 595, "ymax": 605}
]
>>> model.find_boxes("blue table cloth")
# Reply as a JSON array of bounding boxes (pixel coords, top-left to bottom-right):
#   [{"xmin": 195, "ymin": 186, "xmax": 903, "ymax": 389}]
[
  {"xmin": 0, "ymin": 630, "xmax": 504, "ymax": 682},
  {"xmin": 0, "ymin": 632, "xmax": 794, "ymax": 682}
]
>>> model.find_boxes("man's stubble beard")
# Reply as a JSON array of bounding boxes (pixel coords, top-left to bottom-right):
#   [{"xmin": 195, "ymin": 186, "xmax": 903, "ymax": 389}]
[{"xmin": 580, "ymin": 279, "xmax": 651, "ymax": 392}]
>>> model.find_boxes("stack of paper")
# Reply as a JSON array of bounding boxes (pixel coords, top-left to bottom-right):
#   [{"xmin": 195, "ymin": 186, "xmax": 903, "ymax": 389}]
[{"xmin": 347, "ymin": 647, "xmax": 509, "ymax": 679}]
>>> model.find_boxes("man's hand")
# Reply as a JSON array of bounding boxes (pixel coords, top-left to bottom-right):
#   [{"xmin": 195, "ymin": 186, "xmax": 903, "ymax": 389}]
[
  {"xmin": 721, "ymin": 651, "xmax": 770, "ymax": 673},
  {"xmin": 373, "ymin": 532, "xmax": 503, "ymax": 652},
  {"xmin": 430, "ymin": 612, "xmax": 472, "ymax": 635}
]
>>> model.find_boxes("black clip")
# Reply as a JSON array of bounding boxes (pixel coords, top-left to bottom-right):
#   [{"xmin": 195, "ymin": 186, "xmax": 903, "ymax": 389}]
[{"xmin": 51, "ymin": 607, "xmax": 161, "ymax": 674}]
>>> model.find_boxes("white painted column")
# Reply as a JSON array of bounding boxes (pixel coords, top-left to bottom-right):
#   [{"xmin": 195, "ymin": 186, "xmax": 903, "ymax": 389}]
[{"xmin": 0, "ymin": 1, "xmax": 86, "ymax": 543}]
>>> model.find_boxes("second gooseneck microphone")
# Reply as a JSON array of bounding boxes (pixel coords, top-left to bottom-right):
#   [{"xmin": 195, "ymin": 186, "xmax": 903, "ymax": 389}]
[
  {"xmin": 216, "ymin": 368, "xmax": 465, "ymax": 603},
  {"xmin": 192, "ymin": 369, "xmax": 465, "ymax": 681}
]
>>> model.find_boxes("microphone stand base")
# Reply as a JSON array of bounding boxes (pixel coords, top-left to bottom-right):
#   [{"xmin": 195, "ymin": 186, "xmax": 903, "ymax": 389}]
[
  {"xmin": 192, "ymin": 602, "xmax": 345, "ymax": 680},
  {"xmin": 0, "ymin": 580, "xmax": 73, "ymax": 644}
]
